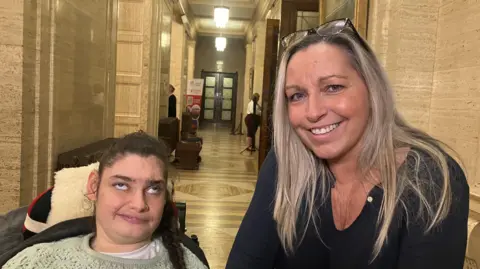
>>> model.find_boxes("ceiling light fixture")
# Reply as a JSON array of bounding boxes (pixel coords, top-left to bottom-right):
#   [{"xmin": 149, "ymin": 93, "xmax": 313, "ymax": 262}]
[
  {"xmin": 215, "ymin": 37, "xmax": 227, "ymax": 51},
  {"xmin": 214, "ymin": 7, "xmax": 229, "ymax": 28}
]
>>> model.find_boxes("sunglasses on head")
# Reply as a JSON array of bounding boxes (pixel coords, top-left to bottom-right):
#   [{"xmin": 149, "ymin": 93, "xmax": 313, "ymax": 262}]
[{"xmin": 281, "ymin": 18, "xmax": 364, "ymax": 48}]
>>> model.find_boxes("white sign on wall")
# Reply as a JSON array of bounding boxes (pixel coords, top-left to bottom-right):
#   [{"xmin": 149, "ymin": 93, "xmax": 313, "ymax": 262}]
[{"xmin": 186, "ymin": 79, "xmax": 204, "ymax": 96}]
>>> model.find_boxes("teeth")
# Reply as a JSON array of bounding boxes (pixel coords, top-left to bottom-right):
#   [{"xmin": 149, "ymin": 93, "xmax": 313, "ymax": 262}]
[{"xmin": 311, "ymin": 123, "xmax": 340, "ymax": 135}]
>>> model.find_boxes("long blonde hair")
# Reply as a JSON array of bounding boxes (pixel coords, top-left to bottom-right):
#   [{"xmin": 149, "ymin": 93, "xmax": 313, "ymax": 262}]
[{"xmin": 272, "ymin": 32, "xmax": 453, "ymax": 260}]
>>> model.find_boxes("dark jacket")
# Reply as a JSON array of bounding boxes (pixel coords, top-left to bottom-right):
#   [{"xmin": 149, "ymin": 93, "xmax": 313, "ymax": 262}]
[{"xmin": 169, "ymin": 94, "xmax": 177, "ymax": 118}]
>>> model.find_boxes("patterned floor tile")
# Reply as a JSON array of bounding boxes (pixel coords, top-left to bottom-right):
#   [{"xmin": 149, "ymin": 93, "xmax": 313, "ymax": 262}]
[{"xmin": 174, "ymin": 127, "xmax": 258, "ymax": 269}]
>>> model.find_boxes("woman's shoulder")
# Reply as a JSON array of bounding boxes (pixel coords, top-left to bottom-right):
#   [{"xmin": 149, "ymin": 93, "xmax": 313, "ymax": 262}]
[
  {"xmin": 262, "ymin": 149, "xmax": 278, "ymax": 169},
  {"xmin": 3, "ymin": 235, "xmax": 85, "ymax": 268},
  {"xmin": 405, "ymin": 147, "xmax": 466, "ymax": 182},
  {"xmin": 18, "ymin": 235, "xmax": 83, "ymax": 253},
  {"xmin": 256, "ymin": 149, "xmax": 279, "ymax": 187},
  {"xmin": 181, "ymin": 243, "xmax": 209, "ymax": 269},
  {"xmin": 403, "ymin": 147, "xmax": 469, "ymax": 207}
]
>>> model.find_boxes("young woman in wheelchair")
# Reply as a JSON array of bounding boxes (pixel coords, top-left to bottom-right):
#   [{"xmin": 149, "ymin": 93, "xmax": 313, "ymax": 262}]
[{"xmin": 1, "ymin": 131, "xmax": 208, "ymax": 269}]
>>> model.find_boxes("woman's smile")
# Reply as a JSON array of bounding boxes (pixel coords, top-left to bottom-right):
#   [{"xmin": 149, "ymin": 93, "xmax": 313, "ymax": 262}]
[
  {"xmin": 305, "ymin": 121, "xmax": 345, "ymax": 143},
  {"xmin": 117, "ymin": 214, "xmax": 149, "ymax": 225}
]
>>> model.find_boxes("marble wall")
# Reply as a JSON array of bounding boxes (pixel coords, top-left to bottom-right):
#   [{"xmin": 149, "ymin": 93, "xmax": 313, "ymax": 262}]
[
  {"xmin": 431, "ymin": 1, "xmax": 480, "ymax": 195},
  {"xmin": 158, "ymin": 0, "xmax": 172, "ymax": 119},
  {"xmin": 244, "ymin": 18, "xmax": 268, "ymax": 103},
  {"xmin": 252, "ymin": 21, "xmax": 267, "ymax": 100},
  {"xmin": 0, "ymin": 0, "xmax": 116, "ymax": 213},
  {"xmin": 367, "ymin": 0, "xmax": 480, "ymax": 194},
  {"xmin": 187, "ymin": 40, "xmax": 196, "ymax": 81},
  {"xmin": 0, "ymin": 0, "xmax": 23, "ymax": 212},
  {"xmin": 243, "ymin": 43, "xmax": 253, "ymax": 134},
  {"xmin": 52, "ymin": 0, "xmax": 116, "ymax": 154},
  {"xmin": 169, "ymin": 20, "xmax": 187, "ymax": 117},
  {"xmin": 368, "ymin": 0, "xmax": 439, "ymax": 132},
  {"xmin": 114, "ymin": 0, "xmax": 171, "ymax": 137}
]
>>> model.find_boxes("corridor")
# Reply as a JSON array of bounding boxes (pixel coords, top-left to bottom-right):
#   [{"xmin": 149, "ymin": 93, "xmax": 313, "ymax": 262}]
[{"xmin": 173, "ymin": 127, "xmax": 258, "ymax": 269}]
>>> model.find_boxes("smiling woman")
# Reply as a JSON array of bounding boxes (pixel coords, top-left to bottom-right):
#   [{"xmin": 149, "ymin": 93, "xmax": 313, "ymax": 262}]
[
  {"xmin": 2, "ymin": 131, "xmax": 208, "ymax": 269},
  {"xmin": 226, "ymin": 18, "xmax": 469, "ymax": 269},
  {"xmin": 284, "ymin": 43, "xmax": 369, "ymax": 161}
]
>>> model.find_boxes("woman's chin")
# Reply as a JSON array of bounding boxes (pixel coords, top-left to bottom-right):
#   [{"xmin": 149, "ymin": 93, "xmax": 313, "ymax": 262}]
[
  {"xmin": 307, "ymin": 141, "xmax": 348, "ymax": 161},
  {"xmin": 312, "ymin": 149, "xmax": 341, "ymax": 161},
  {"xmin": 113, "ymin": 226, "xmax": 152, "ymax": 241}
]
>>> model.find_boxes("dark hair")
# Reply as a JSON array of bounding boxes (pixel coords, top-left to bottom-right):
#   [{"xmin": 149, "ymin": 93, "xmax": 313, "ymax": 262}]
[{"xmin": 95, "ymin": 131, "xmax": 186, "ymax": 269}]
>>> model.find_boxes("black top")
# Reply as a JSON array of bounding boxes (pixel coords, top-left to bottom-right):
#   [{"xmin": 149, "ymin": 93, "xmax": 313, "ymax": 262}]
[
  {"xmin": 168, "ymin": 94, "xmax": 177, "ymax": 118},
  {"xmin": 226, "ymin": 149, "xmax": 469, "ymax": 269}
]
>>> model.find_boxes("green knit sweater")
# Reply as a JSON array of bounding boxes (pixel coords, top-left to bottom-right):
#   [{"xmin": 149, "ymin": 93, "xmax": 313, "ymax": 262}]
[{"xmin": 3, "ymin": 234, "xmax": 208, "ymax": 269}]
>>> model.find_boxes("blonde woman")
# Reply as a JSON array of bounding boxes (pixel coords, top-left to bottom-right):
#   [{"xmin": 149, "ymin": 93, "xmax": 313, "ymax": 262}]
[{"xmin": 226, "ymin": 18, "xmax": 469, "ymax": 269}]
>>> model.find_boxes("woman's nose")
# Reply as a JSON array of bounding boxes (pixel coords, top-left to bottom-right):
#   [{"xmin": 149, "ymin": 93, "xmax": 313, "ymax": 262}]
[
  {"xmin": 130, "ymin": 191, "xmax": 149, "ymax": 212},
  {"xmin": 306, "ymin": 93, "xmax": 327, "ymax": 122}
]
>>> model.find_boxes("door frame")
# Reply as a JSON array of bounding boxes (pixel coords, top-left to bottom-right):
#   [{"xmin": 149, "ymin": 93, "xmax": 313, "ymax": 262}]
[
  {"xmin": 199, "ymin": 70, "xmax": 238, "ymax": 130},
  {"xmin": 258, "ymin": 19, "xmax": 280, "ymax": 168}
]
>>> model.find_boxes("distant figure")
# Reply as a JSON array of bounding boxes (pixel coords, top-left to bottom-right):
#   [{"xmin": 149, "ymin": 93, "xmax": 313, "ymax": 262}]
[
  {"xmin": 168, "ymin": 84, "xmax": 177, "ymax": 118},
  {"xmin": 92, "ymin": 84, "xmax": 105, "ymax": 106},
  {"xmin": 189, "ymin": 104, "xmax": 201, "ymax": 134},
  {"xmin": 244, "ymin": 93, "xmax": 261, "ymax": 151},
  {"xmin": 91, "ymin": 84, "xmax": 105, "ymax": 135}
]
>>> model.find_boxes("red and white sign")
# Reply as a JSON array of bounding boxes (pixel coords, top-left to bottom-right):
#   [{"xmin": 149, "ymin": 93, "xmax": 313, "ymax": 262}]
[{"xmin": 186, "ymin": 79, "xmax": 204, "ymax": 111}]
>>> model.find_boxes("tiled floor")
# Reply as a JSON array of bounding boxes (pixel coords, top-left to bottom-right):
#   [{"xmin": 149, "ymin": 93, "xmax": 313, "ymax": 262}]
[{"xmin": 173, "ymin": 126, "xmax": 258, "ymax": 269}]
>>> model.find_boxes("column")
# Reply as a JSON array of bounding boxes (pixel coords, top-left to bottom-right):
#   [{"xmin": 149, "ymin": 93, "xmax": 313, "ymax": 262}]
[
  {"xmin": 319, "ymin": 0, "xmax": 326, "ymax": 24},
  {"xmin": 187, "ymin": 40, "xmax": 196, "ymax": 81},
  {"xmin": 243, "ymin": 43, "xmax": 253, "ymax": 135},
  {"xmin": 169, "ymin": 20, "xmax": 186, "ymax": 118},
  {"xmin": 0, "ymin": 0, "xmax": 23, "ymax": 213},
  {"xmin": 253, "ymin": 21, "xmax": 267, "ymax": 100},
  {"xmin": 114, "ymin": 0, "xmax": 171, "ymax": 137}
]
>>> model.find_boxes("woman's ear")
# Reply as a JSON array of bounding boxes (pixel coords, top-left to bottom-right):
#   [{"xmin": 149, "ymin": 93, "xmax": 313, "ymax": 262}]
[{"xmin": 86, "ymin": 170, "xmax": 100, "ymax": 201}]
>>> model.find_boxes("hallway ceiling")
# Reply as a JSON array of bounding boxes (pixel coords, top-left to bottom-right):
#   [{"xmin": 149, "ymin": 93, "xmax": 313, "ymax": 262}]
[{"xmin": 188, "ymin": 0, "xmax": 258, "ymax": 37}]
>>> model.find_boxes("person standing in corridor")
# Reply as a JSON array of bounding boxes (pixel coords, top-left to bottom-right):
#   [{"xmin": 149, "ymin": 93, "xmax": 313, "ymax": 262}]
[
  {"xmin": 168, "ymin": 84, "xmax": 177, "ymax": 118},
  {"xmin": 244, "ymin": 93, "xmax": 262, "ymax": 151}
]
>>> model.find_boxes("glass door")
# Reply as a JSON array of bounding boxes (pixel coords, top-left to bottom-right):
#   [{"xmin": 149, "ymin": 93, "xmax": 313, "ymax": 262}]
[
  {"xmin": 219, "ymin": 75, "xmax": 234, "ymax": 123},
  {"xmin": 203, "ymin": 75, "xmax": 217, "ymax": 122},
  {"xmin": 200, "ymin": 71, "xmax": 238, "ymax": 128}
]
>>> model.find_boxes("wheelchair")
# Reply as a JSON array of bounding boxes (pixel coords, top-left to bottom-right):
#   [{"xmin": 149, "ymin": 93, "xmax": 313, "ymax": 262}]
[{"xmin": 175, "ymin": 201, "xmax": 200, "ymax": 246}]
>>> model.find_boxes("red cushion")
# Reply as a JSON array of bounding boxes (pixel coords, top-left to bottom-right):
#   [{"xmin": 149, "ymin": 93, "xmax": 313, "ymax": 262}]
[{"xmin": 23, "ymin": 187, "xmax": 53, "ymax": 239}]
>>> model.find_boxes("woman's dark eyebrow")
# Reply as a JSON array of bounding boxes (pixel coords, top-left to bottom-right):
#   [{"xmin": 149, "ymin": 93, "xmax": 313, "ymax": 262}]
[
  {"xmin": 111, "ymin": 174, "xmax": 133, "ymax": 182},
  {"xmin": 146, "ymin": 180, "xmax": 165, "ymax": 186},
  {"xmin": 110, "ymin": 175, "xmax": 165, "ymax": 185}
]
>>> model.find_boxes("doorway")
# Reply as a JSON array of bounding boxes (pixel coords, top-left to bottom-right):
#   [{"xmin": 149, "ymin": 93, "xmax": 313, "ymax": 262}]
[{"xmin": 200, "ymin": 71, "xmax": 238, "ymax": 128}]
